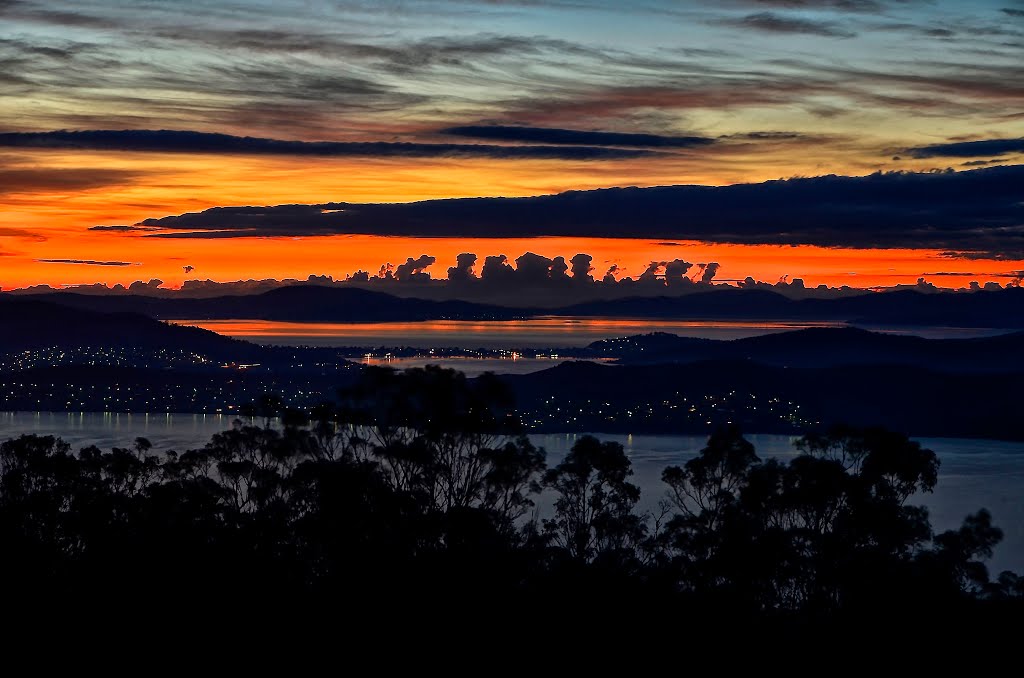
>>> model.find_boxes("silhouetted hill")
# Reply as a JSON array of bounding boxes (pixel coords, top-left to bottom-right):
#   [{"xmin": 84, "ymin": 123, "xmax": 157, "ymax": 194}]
[
  {"xmin": 587, "ymin": 326, "xmax": 1024, "ymax": 372},
  {"xmin": 800, "ymin": 288, "xmax": 1024, "ymax": 327},
  {"xmin": 8, "ymin": 285, "xmax": 525, "ymax": 322},
  {"xmin": 0, "ymin": 298, "xmax": 362, "ymax": 373},
  {"xmin": 560, "ymin": 288, "xmax": 1024, "ymax": 328},
  {"xmin": 501, "ymin": 359, "xmax": 1024, "ymax": 439},
  {"xmin": 9, "ymin": 286, "xmax": 1024, "ymax": 328},
  {"xmin": 561, "ymin": 288, "xmax": 796, "ymax": 319},
  {"xmin": 0, "ymin": 298, "xmax": 250, "ymax": 357}
]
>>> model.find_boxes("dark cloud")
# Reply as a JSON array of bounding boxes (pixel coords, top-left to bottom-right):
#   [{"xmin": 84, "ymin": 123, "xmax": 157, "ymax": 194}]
[
  {"xmin": 394, "ymin": 254, "xmax": 436, "ymax": 282},
  {"xmin": 14, "ymin": 9, "xmax": 121, "ymax": 29},
  {"xmin": 3, "ymin": 4, "xmax": 1018, "ymax": 141},
  {"xmin": 0, "ymin": 129, "xmax": 655, "ymax": 161},
  {"xmin": 939, "ymin": 250, "xmax": 1024, "ymax": 261},
  {"xmin": 638, "ymin": 261, "xmax": 665, "ymax": 282},
  {"xmin": 905, "ymin": 137, "xmax": 1024, "ymax": 158},
  {"xmin": 36, "ymin": 258, "xmax": 137, "ymax": 266},
  {"xmin": 129, "ymin": 165, "xmax": 1024, "ymax": 259},
  {"xmin": 512, "ymin": 252, "xmax": 561, "ymax": 284},
  {"xmin": 730, "ymin": 0, "xmax": 885, "ymax": 10},
  {"xmin": 128, "ymin": 278, "xmax": 163, "ymax": 292},
  {"xmin": 664, "ymin": 259, "xmax": 694, "ymax": 286},
  {"xmin": 699, "ymin": 262, "xmax": 722, "ymax": 283},
  {"xmin": 481, "ymin": 255, "xmax": 515, "ymax": 281},
  {"xmin": 569, "ymin": 253, "xmax": 593, "ymax": 282},
  {"xmin": 724, "ymin": 131, "xmax": 806, "ymax": 140},
  {"xmin": 865, "ymin": 21, "xmax": 959, "ymax": 38},
  {"xmin": 551, "ymin": 256, "xmax": 569, "ymax": 280},
  {"xmin": 728, "ymin": 0, "xmax": 935, "ymax": 12},
  {"xmin": 447, "ymin": 253, "xmax": 478, "ymax": 282},
  {"xmin": 1003, "ymin": 9, "xmax": 1024, "ymax": 17},
  {"xmin": 0, "ymin": 226, "xmax": 45, "ymax": 241},
  {"xmin": 721, "ymin": 12, "xmax": 857, "ymax": 38},
  {"xmin": 442, "ymin": 125, "xmax": 714, "ymax": 148},
  {"xmin": 920, "ymin": 271, "xmax": 1024, "ymax": 277},
  {"xmin": 0, "ymin": 167, "xmax": 140, "ymax": 195},
  {"xmin": 88, "ymin": 224, "xmax": 160, "ymax": 232}
]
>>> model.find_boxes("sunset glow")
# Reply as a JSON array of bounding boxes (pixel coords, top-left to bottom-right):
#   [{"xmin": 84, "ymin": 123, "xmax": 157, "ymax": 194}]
[{"xmin": 1, "ymin": 0, "xmax": 1022, "ymax": 291}]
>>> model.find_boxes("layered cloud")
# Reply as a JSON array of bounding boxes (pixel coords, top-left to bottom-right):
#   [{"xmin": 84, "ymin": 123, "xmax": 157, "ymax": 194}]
[
  {"xmin": 0, "ymin": 129, "xmax": 655, "ymax": 161},
  {"xmin": 720, "ymin": 12, "xmax": 857, "ymax": 38},
  {"xmin": 36, "ymin": 258, "xmax": 138, "ymax": 266},
  {"xmin": 905, "ymin": 137, "xmax": 1024, "ymax": 159},
  {"xmin": 123, "ymin": 165, "xmax": 1024, "ymax": 259},
  {"xmin": 442, "ymin": 125, "xmax": 714, "ymax": 148},
  {"xmin": 0, "ymin": 167, "xmax": 140, "ymax": 195},
  {"xmin": 1, "ymin": 0, "xmax": 1019, "ymax": 144}
]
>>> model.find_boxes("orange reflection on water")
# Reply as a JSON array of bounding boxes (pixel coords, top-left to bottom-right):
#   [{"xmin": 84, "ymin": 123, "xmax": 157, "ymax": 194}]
[{"xmin": 171, "ymin": 317, "xmax": 843, "ymax": 348}]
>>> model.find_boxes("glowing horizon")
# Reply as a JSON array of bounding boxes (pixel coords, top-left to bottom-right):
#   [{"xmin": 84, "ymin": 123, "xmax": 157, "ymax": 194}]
[{"xmin": 2, "ymin": 1, "xmax": 1022, "ymax": 291}]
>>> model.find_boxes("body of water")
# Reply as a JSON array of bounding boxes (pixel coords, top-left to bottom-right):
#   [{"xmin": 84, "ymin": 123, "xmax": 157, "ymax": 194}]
[
  {"xmin": 170, "ymin": 317, "xmax": 1015, "ymax": 374},
  {"xmin": 2, "ymin": 412, "xmax": 1021, "ymax": 573},
  {"xmin": 172, "ymin": 317, "xmax": 1012, "ymax": 349},
  {"xmin": 359, "ymin": 355, "xmax": 615, "ymax": 376},
  {"xmin": 172, "ymin": 317, "xmax": 848, "ymax": 348}
]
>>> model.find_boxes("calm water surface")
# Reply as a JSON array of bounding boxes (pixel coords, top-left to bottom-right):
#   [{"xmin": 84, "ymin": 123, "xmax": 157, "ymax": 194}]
[
  {"xmin": 172, "ymin": 317, "xmax": 847, "ymax": 348},
  {"xmin": 3, "ymin": 412, "xmax": 1022, "ymax": 573},
  {"xmin": 172, "ymin": 317, "xmax": 1012, "ymax": 349}
]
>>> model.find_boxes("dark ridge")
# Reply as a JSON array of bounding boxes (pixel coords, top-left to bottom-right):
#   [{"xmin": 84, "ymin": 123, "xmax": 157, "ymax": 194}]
[
  {"xmin": 500, "ymin": 359, "xmax": 1024, "ymax": 439},
  {"xmin": 6, "ymin": 285, "xmax": 526, "ymax": 322},
  {"xmin": 8, "ymin": 286, "xmax": 1024, "ymax": 329}
]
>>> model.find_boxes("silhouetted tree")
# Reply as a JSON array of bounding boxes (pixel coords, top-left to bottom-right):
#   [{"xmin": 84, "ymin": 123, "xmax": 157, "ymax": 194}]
[
  {"xmin": 0, "ymin": 377, "xmax": 1019, "ymax": 624},
  {"xmin": 543, "ymin": 435, "xmax": 644, "ymax": 563}
]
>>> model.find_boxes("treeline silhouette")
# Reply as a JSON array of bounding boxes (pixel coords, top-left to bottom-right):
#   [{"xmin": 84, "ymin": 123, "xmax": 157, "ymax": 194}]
[{"xmin": 2, "ymin": 366, "xmax": 1021, "ymax": 628}]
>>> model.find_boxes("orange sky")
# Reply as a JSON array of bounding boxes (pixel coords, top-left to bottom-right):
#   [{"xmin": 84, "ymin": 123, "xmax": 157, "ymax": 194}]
[
  {"xmin": 2, "ymin": 1, "xmax": 1022, "ymax": 292},
  {"xmin": 2, "ymin": 151, "xmax": 1022, "ymax": 291}
]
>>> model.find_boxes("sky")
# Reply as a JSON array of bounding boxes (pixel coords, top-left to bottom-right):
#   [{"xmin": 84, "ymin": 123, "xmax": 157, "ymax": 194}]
[{"xmin": 1, "ymin": 0, "xmax": 1022, "ymax": 290}]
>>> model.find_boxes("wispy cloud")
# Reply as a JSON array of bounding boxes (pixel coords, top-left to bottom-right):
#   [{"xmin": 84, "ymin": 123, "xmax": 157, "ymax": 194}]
[
  {"xmin": 36, "ymin": 258, "xmax": 138, "ymax": 266},
  {"xmin": 0, "ymin": 226, "xmax": 46, "ymax": 241},
  {"xmin": 0, "ymin": 166, "xmax": 141, "ymax": 195},
  {"xmin": 720, "ymin": 12, "xmax": 857, "ymax": 38},
  {"xmin": 723, "ymin": 0, "xmax": 887, "ymax": 10}
]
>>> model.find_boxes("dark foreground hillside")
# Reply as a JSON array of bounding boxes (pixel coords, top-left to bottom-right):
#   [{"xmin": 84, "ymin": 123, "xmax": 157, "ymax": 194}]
[
  {"xmin": 1, "ymin": 367, "xmax": 1021, "ymax": 631},
  {"xmin": 504, "ymin": 360, "xmax": 1024, "ymax": 439}
]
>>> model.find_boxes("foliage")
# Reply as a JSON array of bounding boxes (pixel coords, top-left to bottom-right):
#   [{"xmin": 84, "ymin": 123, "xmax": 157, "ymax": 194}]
[{"xmin": 0, "ymin": 369, "xmax": 1019, "ymax": 624}]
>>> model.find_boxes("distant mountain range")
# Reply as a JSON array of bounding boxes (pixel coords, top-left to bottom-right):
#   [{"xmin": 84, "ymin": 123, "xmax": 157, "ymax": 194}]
[
  {"xmin": 4, "ymin": 295, "xmax": 1023, "ymax": 438},
  {"xmin": 5, "ymin": 285, "xmax": 525, "ymax": 322},
  {"xmin": 5, "ymin": 294, "xmax": 1021, "ymax": 374},
  {"xmin": 0, "ymin": 297, "xmax": 338, "ymax": 367},
  {"xmin": 6, "ymin": 285, "xmax": 1022, "ymax": 328},
  {"xmin": 0, "ymin": 297, "xmax": 246, "ymax": 356},
  {"xmin": 562, "ymin": 287, "xmax": 1024, "ymax": 328},
  {"xmin": 584, "ymin": 326, "xmax": 1024, "ymax": 372}
]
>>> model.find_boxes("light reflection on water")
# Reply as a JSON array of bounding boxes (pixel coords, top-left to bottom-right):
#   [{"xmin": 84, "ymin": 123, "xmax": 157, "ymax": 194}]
[
  {"xmin": 359, "ymin": 356, "xmax": 615, "ymax": 376},
  {"xmin": 170, "ymin": 317, "xmax": 848, "ymax": 348},
  {"xmin": 2, "ymin": 412, "xmax": 1022, "ymax": 573}
]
